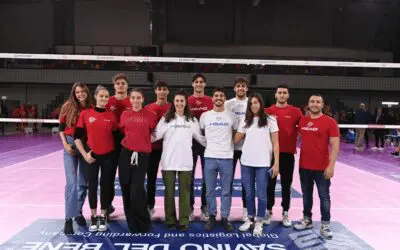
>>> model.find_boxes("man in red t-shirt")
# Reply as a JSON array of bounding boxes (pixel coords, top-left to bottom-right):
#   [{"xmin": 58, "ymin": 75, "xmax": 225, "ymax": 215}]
[
  {"xmin": 105, "ymin": 73, "xmax": 131, "ymax": 216},
  {"xmin": 144, "ymin": 81, "xmax": 171, "ymax": 216},
  {"xmin": 188, "ymin": 73, "xmax": 213, "ymax": 221},
  {"xmin": 264, "ymin": 84, "xmax": 302, "ymax": 227},
  {"xmin": 294, "ymin": 94, "xmax": 339, "ymax": 239}
]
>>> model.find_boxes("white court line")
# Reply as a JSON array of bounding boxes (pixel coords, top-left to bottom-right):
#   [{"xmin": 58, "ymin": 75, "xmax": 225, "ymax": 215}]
[{"xmin": 0, "ymin": 204, "xmax": 399, "ymax": 210}]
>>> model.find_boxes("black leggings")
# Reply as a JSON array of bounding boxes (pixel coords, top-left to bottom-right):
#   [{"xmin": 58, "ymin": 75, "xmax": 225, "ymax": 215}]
[
  {"xmin": 374, "ymin": 129, "xmax": 385, "ymax": 148},
  {"xmin": 87, "ymin": 152, "xmax": 115, "ymax": 210},
  {"xmin": 119, "ymin": 148, "xmax": 151, "ymax": 233}
]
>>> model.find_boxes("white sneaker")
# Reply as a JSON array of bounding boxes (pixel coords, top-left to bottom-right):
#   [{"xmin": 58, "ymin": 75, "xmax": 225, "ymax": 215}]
[
  {"xmin": 239, "ymin": 218, "xmax": 253, "ymax": 232},
  {"xmin": 253, "ymin": 221, "xmax": 263, "ymax": 236},
  {"xmin": 201, "ymin": 207, "xmax": 209, "ymax": 221},
  {"xmin": 98, "ymin": 216, "xmax": 108, "ymax": 232},
  {"xmin": 294, "ymin": 218, "xmax": 313, "ymax": 230},
  {"xmin": 242, "ymin": 208, "xmax": 248, "ymax": 221},
  {"xmin": 89, "ymin": 216, "xmax": 98, "ymax": 232},
  {"xmin": 320, "ymin": 223, "xmax": 333, "ymax": 239},
  {"xmin": 372, "ymin": 147, "xmax": 378, "ymax": 151},
  {"xmin": 378, "ymin": 147, "xmax": 384, "ymax": 152},
  {"xmin": 282, "ymin": 212, "xmax": 292, "ymax": 227},
  {"xmin": 263, "ymin": 210, "xmax": 272, "ymax": 225}
]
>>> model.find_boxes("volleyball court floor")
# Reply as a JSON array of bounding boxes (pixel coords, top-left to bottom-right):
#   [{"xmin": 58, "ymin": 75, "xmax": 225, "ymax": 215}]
[{"xmin": 0, "ymin": 134, "xmax": 399, "ymax": 250}]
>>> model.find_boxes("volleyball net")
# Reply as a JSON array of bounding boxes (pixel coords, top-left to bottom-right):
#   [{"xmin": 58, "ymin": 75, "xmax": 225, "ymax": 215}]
[{"xmin": 0, "ymin": 52, "xmax": 399, "ymax": 139}]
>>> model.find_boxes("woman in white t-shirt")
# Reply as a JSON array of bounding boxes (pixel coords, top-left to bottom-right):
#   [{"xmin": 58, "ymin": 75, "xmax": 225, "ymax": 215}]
[
  {"xmin": 233, "ymin": 92, "xmax": 280, "ymax": 236},
  {"xmin": 152, "ymin": 90, "xmax": 206, "ymax": 231}
]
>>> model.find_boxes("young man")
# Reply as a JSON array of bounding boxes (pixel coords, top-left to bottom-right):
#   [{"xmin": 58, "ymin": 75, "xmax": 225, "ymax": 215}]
[
  {"xmin": 188, "ymin": 74, "xmax": 213, "ymax": 221},
  {"xmin": 224, "ymin": 77, "xmax": 248, "ymax": 221},
  {"xmin": 294, "ymin": 94, "xmax": 339, "ymax": 239},
  {"xmin": 144, "ymin": 81, "xmax": 171, "ymax": 216},
  {"xmin": 200, "ymin": 87, "xmax": 238, "ymax": 232},
  {"xmin": 264, "ymin": 84, "xmax": 302, "ymax": 227},
  {"xmin": 105, "ymin": 73, "xmax": 131, "ymax": 215}
]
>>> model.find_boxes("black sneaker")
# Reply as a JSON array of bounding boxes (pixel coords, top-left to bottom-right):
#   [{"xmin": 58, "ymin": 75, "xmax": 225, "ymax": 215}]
[
  {"xmin": 204, "ymin": 215, "xmax": 216, "ymax": 231},
  {"xmin": 391, "ymin": 152, "xmax": 400, "ymax": 158},
  {"xmin": 221, "ymin": 217, "xmax": 233, "ymax": 232},
  {"xmin": 107, "ymin": 205, "xmax": 115, "ymax": 216},
  {"xmin": 74, "ymin": 213, "xmax": 86, "ymax": 227},
  {"xmin": 167, "ymin": 224, "xmax": 177, "ymax": 230},
  {"xmin": 89, "ymin": 216, "xmax": 98, "ymax": 232},
  {"xmin": 180, "ymin": 224, "xmax": 189, "ymax": 231},
  {"xmin": 63, "ymin": 218, "xmax": 74, "ymax": 234},
  {"xmin": 98, "ymin": 216, "xmax": 108, "ymax": 232}
]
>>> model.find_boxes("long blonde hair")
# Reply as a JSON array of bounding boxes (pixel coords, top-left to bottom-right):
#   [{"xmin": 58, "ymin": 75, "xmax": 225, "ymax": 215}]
[{"xmin": 60, "ymin": 83, "xmax": 92, "ymax": 127}]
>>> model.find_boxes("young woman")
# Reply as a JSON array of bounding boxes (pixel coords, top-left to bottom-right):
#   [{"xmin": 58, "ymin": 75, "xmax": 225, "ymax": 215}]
[
  {"xmin": 372, "ymin": 107, "xmax": 386, "ymax": 151},
  {"xmin": 59, "ymin": 83, "xmax": 92, "ymax": 234},
  {"xmin": 74, "ymin": 85, "xmax": 118, "ymax": 232},
  {"xmin": 118, "ymin": 88, "xmax": 157, "ymax": 233},
  {"xmin": 233, "ymin": 92, "xmax": 279, "ymax": 236},
  {"xmin": 152, "ymin": 90, "xmax": 206, "ymax": 231}
]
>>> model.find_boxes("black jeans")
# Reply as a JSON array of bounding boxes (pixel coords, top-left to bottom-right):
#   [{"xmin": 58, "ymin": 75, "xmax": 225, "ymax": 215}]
[
  {"xmin": 267, "ymin": 153, "xmax": 295, "ymax": 212},
  {"xmin": 299, "ymin": 168, "xmax": 331, "ymax": 222},
  {"xmin": 190, "ymin": 140, "xmax": 207, "ymax": 210},
  {"xmin": 374, "ymin": 129, "xmax": 385, "ymax": 148},
  {"xmin": 109, "ymin": 132, "xmax": 123, "ymax": 204},
  {"xmin": 146, "ymin": 148, "xmax": 162, "ymax": 209},
  {"xmin": 87, "ymin": 152, "xmax": 115, "ymax": 211},
  {"xmin": 231, "ymin": 150, "xmax": 246, "ymax": 208},
  {"xmin": 119, "ymin": 148, "xmax": 151, "ymax": 233}
]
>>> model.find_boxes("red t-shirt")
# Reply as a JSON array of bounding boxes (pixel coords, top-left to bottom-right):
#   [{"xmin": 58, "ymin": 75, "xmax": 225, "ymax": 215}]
[
  {"xmin": 265, "ymin": 105, "xmax": 302, "ymax": 154},
  {"xmin": 188, "ymin": 95, "xmax": 213, "ymax": 120},
  {"xmin": 76, "ymin": 108, "xmax": 118, "ymax": 155},
  {"xmin": 299, "ymin": 115, "xmax": 339, "ymax": 171},
  {"xmin": 106, "ymin": 96, "xmax": 131, "ymax": 122},
  {"xmin": 144, "ymin": 102, "xmax": 171, "ymax": 149},
  {"xmin": 59, "ymin": 106, "xmax": 88, "ymax": 136},
  {"xmin": 119, "ymin": 109, "xmax": 157, "ymax": 153}
]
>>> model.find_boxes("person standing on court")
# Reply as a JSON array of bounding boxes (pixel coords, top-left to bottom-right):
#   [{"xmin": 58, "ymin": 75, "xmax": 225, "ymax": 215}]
[
  {"xmin": 144, "ymin": 81, "xmax": 171, "ymax": 217},
  {"xmin": 118, "ymin": 88, "xmax": 157, "ymax": 233},
  {"xmin": 264, "ymin": 84, "xmax": 302, "ymax": 227},
  {"xmin": 200, "ymin": 87, "xmax": 238, "ymax": 232},
  {"xmin": 224, "ymin": 77, "xmax": 249, "ymax": 221},
  {"xmin": 59, "ymin": 83, "xmax": 92, "ymax": 234},
  {"xmin": 152, "ymin": 90, "xmax": 206, "ymax": 231},
  {"xmin": 188, "ymin": 73, "xmax": 213, "ymax": 221},
  {"xmin": 354, "ymin": 103, "xmax": 369, "ymax": 152},
  {"xmin": 105, "ymin": 73, "xmax": 131, "ymax": 216},
  {"xmin": 294, "ymin": 94, "xmax": 339, "ymax": 239},
  {"xmin": 234, "ymin": 92, "xmax": 279, "ymax": 236},
  {"xmin": 74, "ymin": 85, "xmax": 118, "ymax": 232}
]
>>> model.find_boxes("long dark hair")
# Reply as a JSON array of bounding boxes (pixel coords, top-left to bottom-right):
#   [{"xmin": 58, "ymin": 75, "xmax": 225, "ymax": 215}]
[
  {"xmin": 245, "ymin": 92, "xmax": 268, "ymax": 128},
  {"xmin": 165, "ymin": 89, "xmax": 194, "ymax": 123},
  {"xmin": 60, "ymin": 83, "xmax": 92, "ymax": 127}
]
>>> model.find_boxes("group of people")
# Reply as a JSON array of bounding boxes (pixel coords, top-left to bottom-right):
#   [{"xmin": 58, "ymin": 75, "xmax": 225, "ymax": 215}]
[{"xmin": 59, "ymin": 73, "xmax": 339, "ymax": 239}]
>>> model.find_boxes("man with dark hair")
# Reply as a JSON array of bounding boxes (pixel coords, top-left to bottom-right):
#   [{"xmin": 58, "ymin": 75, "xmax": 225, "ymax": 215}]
[
  {"xmin": 188, "ymin": 73, "xmax": 213, "ymax": 221},
  {"xmin": 294, "ymin": 94, "xmax": 339, "ymax": 239},
  {"xmin": 224, "ymin": 77, "xmax": 248, "ymax": 221},
  {"xmin": 106, "ymin": 73, "xmax": 131, "ymax": 216},
  {"xmin": 264, "ymin": 84, "xmax": 302, "ymax": 227},
  {"xmin": 144, "ymin": 80, "xmax": 171, "ymax": 217},
  {"xmin": 200, "ymin": 87, "xmax": 238, "ymax": 231}
]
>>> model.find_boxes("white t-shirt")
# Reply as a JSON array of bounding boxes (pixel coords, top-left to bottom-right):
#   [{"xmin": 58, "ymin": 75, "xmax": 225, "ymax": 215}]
[
  {"xmin": 238, "ymin": 116, "xmax": 279, "ymax": 167},
  {"xmin": 152, "ymin": 115, "xmax": 206, "ymax": 171},
  {"xmin": 200, "ymin": 109, "xmax": 238, "ymax": 159},
  {"xmin": 225, "ymin": 97, "xmax": 248, "ymax": 150}
]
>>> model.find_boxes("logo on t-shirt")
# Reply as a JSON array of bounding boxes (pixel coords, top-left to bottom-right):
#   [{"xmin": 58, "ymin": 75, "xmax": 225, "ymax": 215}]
[
  {"xmin": 301, "ymin": 121, "xmax": 318, "ymax": 131},
  {"xmin": 109, "ymin": 105, "xmax": 116, "ymax": 111},
  {"xmin": 89, "ymin": 117, "xmax": 96, "ymax": 123},
  {"xmin": 195, "ymin": 100, "xmax": 203, "ymax": 106},
  {"xmin": 104, "ymin": 119, "xmax": 111, "ymax": 122},
  {"xmin": 284, "ymin": 115, "xmax": 292, "ymax": 119},
  {"xmin": 191, "ymin": 107, "xmax": 208, "ymax": 111}
]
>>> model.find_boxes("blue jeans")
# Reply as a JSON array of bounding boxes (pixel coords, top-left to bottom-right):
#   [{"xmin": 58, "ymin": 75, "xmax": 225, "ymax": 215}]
[
  {"xmin": 241, "ymin": 165, "xmax": 269, "ymax": 219},
  {"xmin": 204, "ymin": 157, "xmax": 233, "ymax": 218},
  {"xmin": 299, "ymin": 168, "xmax": 331, "ymax": 223},
  {"xmin": 64, "ymin": 136, "xmax": 88, "ymax": 218}
]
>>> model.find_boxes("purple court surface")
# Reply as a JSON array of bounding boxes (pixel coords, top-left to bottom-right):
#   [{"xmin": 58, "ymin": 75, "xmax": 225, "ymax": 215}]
[{"xmin": 0, "ymin": 134, "xmax": 399, "ymax": 249}]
